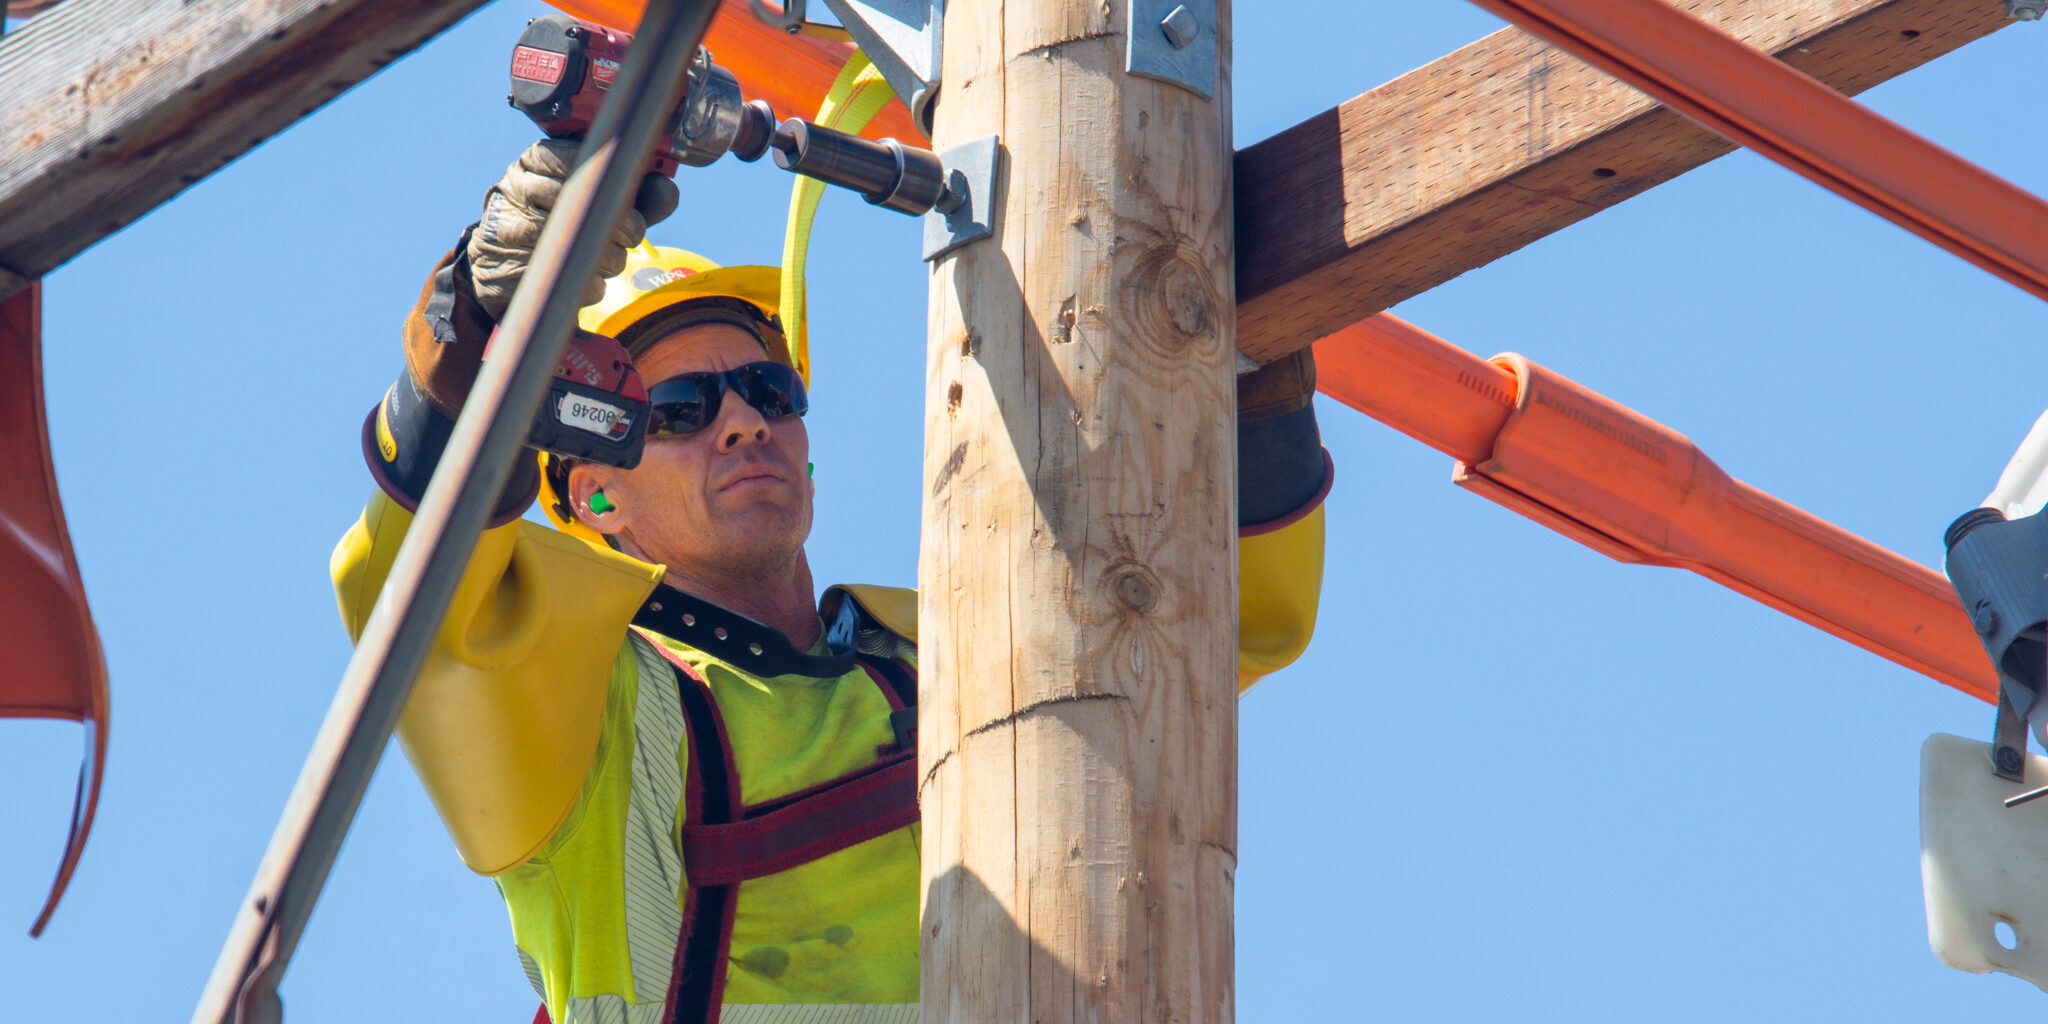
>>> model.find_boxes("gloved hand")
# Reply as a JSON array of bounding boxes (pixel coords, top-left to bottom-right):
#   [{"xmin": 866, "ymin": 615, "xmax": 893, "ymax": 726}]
[
  {"xmin": 1237, "ymin": 346, "xmax": 1329, "ymax": 529},
  {"xmin": 465, "ymin": 139, "xmax": 682, "ymax": 320},
  {"xmin": 370, "ymin": 142, "xmax": 679, "ymax": 520}
]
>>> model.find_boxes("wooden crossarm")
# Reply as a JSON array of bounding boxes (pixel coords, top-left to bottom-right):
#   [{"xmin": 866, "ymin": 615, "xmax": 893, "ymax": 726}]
[
  {"xmin": 0, "ymin": 0, "xmax": 491, "ymax": 298},
  {"xmin": 1234, "ymin": 0, "xmax": 2013, "ymax": 363}
]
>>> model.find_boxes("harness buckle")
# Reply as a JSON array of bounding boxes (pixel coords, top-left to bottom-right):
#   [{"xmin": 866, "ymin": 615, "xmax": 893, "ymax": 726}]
[{"xmin": 888, "ymin": 706, "xmax": 918, "ymax": 754}]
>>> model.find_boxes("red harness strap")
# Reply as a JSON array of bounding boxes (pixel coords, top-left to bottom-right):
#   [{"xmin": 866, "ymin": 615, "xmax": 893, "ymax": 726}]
[{"xmin": 681, "ymin": 751, "xmax": 918, "ymax": 886}]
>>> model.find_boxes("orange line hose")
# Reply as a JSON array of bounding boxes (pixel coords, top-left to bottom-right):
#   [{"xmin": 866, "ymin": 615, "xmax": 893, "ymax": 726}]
[{"xmin": 1316, "ymin": 314, "xmax": 1998, "ymax": 703}]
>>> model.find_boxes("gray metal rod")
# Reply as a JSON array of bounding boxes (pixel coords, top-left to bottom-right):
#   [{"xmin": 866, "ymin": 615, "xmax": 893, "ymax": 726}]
[{"xmin": 187, "ymin": 0, "xmax": 720, "ymax": 1018}]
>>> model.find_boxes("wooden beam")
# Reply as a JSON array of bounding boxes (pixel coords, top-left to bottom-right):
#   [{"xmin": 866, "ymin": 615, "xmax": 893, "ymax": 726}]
[
  {"xmin": 919, "ymin": 0, "xmax": 1238, "ymax": 1017},
  {"xmin": 0, "ymin": 0, "xmax": 491, "ymax": 296},
  {"xmin": 1234, "ymin": 0, "xmax": 2013, "ymax": 362}
]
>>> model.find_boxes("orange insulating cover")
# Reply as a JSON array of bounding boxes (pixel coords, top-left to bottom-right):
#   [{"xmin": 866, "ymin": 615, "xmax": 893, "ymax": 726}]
[
  {"xmin": 1316, "ymin": 313, "xmax": 1997, "ymax": 704},
  {"xmin": 0, "ymin": 282, "xmax": 110, "ymax": 935},
  {"xmin": 541, "ymin": 0, "xmax": 923, "ymax": 141}
]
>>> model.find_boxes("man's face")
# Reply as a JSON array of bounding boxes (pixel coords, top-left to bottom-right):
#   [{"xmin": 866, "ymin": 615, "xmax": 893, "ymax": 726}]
[{"xmin": 573, "ymin": 321, "xmax": 813, "ymax": 577}]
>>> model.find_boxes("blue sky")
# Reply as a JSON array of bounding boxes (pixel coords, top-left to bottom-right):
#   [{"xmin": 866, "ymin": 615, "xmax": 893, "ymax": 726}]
[{"xmin": 3, "ymin": 2, "xmax": 2046, "ymax": 1019}]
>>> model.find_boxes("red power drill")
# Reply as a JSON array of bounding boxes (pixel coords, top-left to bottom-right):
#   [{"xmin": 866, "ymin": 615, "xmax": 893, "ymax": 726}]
[
  {"xmin": 507, "ymin": 12, "xmax": 770, "ymax": 177},
  {"xmin": 485, "ymin": 324, "xmax": 651, "ymax": 469}
]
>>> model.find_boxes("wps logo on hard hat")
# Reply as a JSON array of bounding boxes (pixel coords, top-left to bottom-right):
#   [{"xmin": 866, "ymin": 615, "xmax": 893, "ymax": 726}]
[{"xmin": 630, "ymin": 266, "xmax": 698, "ymax": 290}]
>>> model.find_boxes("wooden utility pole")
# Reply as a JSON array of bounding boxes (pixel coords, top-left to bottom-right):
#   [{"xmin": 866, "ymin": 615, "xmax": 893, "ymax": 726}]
[{"xmin": 918, "ymin": 0, "xmax": 1238, "ymax": 1018}]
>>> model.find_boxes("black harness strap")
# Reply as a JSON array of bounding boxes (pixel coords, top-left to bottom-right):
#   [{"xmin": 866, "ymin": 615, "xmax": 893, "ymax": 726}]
[{"xmin": 633, "ymin": 583, "xmax": 857, "ymax": 679}]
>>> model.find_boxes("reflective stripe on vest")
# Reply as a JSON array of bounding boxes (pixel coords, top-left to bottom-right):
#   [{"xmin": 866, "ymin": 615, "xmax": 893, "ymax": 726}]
[
  {"xmin": 552, "ymin": 999, "xmax": 918, "ymax": 1024},
  {"xmin": 621, "ymin": 634, "xmax": 692, "ymax": 1006},
  {"xmin": 719, "ymin": 1005, "xmax": 918, "ymax": 1023}
]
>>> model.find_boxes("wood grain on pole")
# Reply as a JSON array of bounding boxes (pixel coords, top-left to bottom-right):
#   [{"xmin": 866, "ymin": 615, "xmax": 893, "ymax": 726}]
[
  {"xmin": 1233, "ymin": 0, "xmax": 2012, "ymax": 362},
  {"xmin": 918, "ymin": 0, "xmax": 1238, "ymax": 1018},
  {"xmin": 0, "ymin": 0, "xmax": 489, "ymax": 297}
]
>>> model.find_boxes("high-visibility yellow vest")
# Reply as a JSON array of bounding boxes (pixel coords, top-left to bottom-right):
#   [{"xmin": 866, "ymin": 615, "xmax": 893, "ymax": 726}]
[{"xmin": 500, "ymin": 627, "xmax": 922, "ymax": 1022}]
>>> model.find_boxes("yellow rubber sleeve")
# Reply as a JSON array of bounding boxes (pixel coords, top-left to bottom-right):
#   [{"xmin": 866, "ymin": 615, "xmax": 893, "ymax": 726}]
[
  {"xmin": 1237, "ymin": 503, "xmax": 1327, "ymax": 693},
  {"xmin": 330, "ymin": 491, "xmax": 665, "ymax": 874},
  {"xmin": 831, "ymin": 584, "xmax": 919, "ymax": 645}
]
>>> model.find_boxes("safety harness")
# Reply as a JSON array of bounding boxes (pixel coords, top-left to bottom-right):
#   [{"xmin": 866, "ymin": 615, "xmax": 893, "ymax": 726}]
[{"xmin": 531, "ymin": 583, "xmax": 919, "ymax": 1024}]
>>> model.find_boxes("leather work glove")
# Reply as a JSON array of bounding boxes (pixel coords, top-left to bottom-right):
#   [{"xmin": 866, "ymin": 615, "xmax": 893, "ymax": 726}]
[
  {"xmin": 1237, "ymin": 346, "xmax": 1329, "ymax": 528},
  {"xmin": 401, "ymin": 142, "xmax": 680, "ymax": 416},
  {"xmin": 466, "ymin": 138, "xmax": 682, "ymax": 320}
]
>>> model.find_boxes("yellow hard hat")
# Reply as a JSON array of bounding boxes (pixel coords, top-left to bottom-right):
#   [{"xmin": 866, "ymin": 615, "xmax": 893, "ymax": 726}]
[
  {"xmin": 580, "ymin": 241, "xmax": 794, "ymax": 361},
  {"xmin": 540, "ymin": 241, "xmax": 797, "ymax": 551}
]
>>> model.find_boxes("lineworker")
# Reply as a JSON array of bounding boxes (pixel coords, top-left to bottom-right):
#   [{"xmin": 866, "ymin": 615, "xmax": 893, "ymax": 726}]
[{"xmin": 331, "ymin": 139, "xmax": 1332, "ymax": 1023}]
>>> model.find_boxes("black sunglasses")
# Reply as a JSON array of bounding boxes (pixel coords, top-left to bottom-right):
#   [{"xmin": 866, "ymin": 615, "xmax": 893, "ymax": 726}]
[{"xmin": 645, "ymin": 361, "xmax": 809, "ymax": 438}]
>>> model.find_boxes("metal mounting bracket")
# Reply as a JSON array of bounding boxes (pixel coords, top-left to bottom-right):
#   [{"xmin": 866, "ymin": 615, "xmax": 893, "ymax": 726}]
[
  {"xmin": 815, "ymin": 0, "xmax": 944, "ymax": 137},
  {"xmin": 1994, "ymin": 685, "xmax": 2031, "ymax": 784},
  {"xmin": 1126, "ymin": 0, "xmax": 1215, "ymax": 99},
  {"xmin": 922, "ymin": 134, "xmax": 999, "ymax": 262},
  {"xmin": 745, "ymin": 0, "xmax": 856, "ymax": 42}
]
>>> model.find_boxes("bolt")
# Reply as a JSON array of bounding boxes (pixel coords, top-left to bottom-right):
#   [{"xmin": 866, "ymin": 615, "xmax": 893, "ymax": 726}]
[
  {"xmin": 1998, "ymin": 745, "xmax": 2027, "ymax": 775},
  {"xmin": 2009, "ymin": 0, "xmax": 2046, "ymax": 19},
  {"xmin": 1160, "ymin": 4, "xmax": 1199, "ymax": 49},
  {"xmin": 1974, "ymin": 600, "xmax": 2000, "ymax": 637}
]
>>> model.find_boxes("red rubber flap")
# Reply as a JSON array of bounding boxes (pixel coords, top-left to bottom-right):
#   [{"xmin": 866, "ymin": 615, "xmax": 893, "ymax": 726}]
[{"xmin": 0, "ymin": 282, "xmax": 110, "ymax": 936}]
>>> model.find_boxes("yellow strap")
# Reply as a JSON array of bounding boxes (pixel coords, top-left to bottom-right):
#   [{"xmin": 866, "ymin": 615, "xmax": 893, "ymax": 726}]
[{"xmin": 779, "ymin": 52, "xmax": 898, "ymax": 387}]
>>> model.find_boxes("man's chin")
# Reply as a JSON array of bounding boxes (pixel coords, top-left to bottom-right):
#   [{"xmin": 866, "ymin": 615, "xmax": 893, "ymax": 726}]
[{"xmin": 707, "ymin": 501, "xmax": 810, "ymax": 550}]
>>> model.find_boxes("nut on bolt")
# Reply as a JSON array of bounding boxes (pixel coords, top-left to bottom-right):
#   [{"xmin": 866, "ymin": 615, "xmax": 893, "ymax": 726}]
[
  {"xmin": 1160, "ymin": 4, "xmax": 1199, "ymax": 49},
  {"xmin": 1973, "ymin": 600, "xmax": 2000, "ymax": 637},
  {"xmin": 1998, "ymin": 744, "xmax": 2028, "ymax": 776},
  {"xmin": 2009, "ymin": 0, "xmax": 2046, "ymax": 19}
]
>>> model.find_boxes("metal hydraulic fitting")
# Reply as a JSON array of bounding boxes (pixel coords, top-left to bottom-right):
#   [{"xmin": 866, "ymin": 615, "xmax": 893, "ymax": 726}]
[
  {"xmin": 1946, "ymin": 506, "xmax": 2048, "ymax": 779},
  {"xmin": 731, "ymin": 101, "xmax": 957, "ymax": 217}
]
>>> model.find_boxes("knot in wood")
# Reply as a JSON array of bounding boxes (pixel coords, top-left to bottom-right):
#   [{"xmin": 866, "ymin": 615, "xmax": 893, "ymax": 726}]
[
  {"xmin": 1122, "ymin": 245, "xmax": 1220, "ymax": 357},
  {"xmin": 1163, "ymin": 261, "xmax": 1212, "ymax": 338},
  {"xmin": 1111, "ymin": 567, "xmax": 1158, "ymax": 613}
]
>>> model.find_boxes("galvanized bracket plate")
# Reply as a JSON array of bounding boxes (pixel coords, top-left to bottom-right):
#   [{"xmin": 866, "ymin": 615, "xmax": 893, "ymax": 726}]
[
  {"xmin": 922, "ymin": 134, "xmax": 1000, "ymax": 262},
  {"xmin": 1922, "ymin": 733, "xmax": 2048, "ymax": 991},
  {"xmin": 1126, "ymin": 0, "xmax": 1215, "ymax": 99},
  {"xmin": 817, "ymin": 0, "xmax": 944, "ymax": 136}
]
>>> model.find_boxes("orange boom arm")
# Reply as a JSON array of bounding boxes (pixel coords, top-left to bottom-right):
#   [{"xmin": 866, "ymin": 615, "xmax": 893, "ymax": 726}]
[
  {"xmin": 1317, "ymin": 313, "xmax": 1996, "ymax": 704},
  {"xmin": 542, "ymin": 0, "xmax": 922, "ymax": 141}
]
